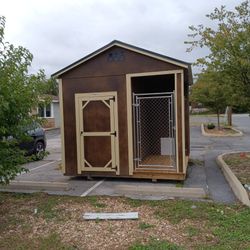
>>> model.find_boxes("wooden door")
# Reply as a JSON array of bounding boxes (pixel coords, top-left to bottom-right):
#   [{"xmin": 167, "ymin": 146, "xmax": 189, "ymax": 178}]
[{"xmin": 75, "ymin": 92, "xmax": 119, "ymax": 174}]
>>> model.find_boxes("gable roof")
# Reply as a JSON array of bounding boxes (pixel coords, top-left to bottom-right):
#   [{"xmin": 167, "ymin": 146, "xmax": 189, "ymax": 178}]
[{"xmin": 52, "ymin": 40, "xmax": 191, "ymax": 78}]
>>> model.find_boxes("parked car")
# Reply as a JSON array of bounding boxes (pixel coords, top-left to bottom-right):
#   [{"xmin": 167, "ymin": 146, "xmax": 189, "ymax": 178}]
[{"xmin": 19, "ymin": 123, "xmax": 47, "ymax": 160}]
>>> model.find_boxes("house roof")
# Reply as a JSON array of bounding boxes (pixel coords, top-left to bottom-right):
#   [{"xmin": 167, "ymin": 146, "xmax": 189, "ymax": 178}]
[
  {"xmin": 40, "ymin": 94, "xmax": 59, "ymax": 102},
  {"xmin": 51, "ymin": 40, "xmax": 192, "ymax": 78}
]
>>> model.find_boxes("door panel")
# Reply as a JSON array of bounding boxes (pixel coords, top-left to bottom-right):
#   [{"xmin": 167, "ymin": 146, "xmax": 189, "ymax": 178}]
[
  {"xmin": 84, "ymin": 136, "xmax": 111, "ymax": 168},
  {"xmin": 75, "ymin": 92, "xmax": 119, "ymax": 174},
  {"xmin": 82, "ymin": 100, "xmax": 111, "ymax": 132}
]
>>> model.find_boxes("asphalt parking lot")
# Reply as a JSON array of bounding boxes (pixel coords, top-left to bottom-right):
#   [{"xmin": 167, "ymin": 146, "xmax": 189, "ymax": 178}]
[{"xmin": 1, "ymin": 114, "xmax": 250, "ymax": 203}]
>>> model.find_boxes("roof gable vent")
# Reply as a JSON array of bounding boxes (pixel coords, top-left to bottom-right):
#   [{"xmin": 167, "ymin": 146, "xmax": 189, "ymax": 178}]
[{"xmin": 107, "ymin": 50, "xmax": 125, "ymax": 62}]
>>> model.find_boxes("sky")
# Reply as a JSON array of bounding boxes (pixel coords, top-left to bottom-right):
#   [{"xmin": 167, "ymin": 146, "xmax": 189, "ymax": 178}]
[{"xmin": 1, "ymin": 0, "xmax": 241, "ymax": 76}]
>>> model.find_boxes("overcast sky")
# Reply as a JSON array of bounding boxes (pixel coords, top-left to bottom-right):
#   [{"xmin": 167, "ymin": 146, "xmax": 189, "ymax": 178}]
[{"xmin": 1, "ymin": 0, "xmax": 241, "ymax": 76}]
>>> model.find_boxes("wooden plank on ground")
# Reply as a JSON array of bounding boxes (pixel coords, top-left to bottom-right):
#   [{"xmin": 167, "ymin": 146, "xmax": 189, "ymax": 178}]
[{"xmin": 83, "ymin": 212, "xmax": 138, "ymax": 220}]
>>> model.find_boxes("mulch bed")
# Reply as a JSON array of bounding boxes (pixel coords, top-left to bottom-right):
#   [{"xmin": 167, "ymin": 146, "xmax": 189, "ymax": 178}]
[
  {"xmin": 204, "ymin": 126, "xmax": 238, "ymax": 135},
  {"xmin": 223, "ymin": 152, "xmax": 250, "ymax": 198},
  {"xmin": 0, "ymin": 194, "xmax": 215, "ymax": 250}
]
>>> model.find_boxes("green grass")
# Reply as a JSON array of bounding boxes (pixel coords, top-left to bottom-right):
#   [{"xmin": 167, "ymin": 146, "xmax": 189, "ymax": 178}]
[
  {"xmin": 185, "ymin": 226, "xmax": 199, "ymax": 237},
  {"xmin": 129, "ymin": 239, "xmax": 183, "ymax": 250},
  {"xmin": 0, "ymin": 214, "xmax": 24, "ymax": 231},
  {"xmin": 175, "ymin": 182, "xmax": 184, "ymax": 188},
  {"xmin": 86, "ymin": 196, "xmax": 107, "ymax": 208},
  {"xmin": 126, "ymin": 198, "xmax": 145, "ymax": 207},
  {"xmin": 138, "ymin": 222, "xmax": 154, "ymax": 230},
  {"xmin": 36, "ymin": 196, "xmax": 60, "ymax": 220},
  {"xmin": 151, "ymin": 200, "xmax": 211, "ymax": 223},
  {"xmin": 134, "ymin": 201, "xmax": 250, "ymax": 250},
  {"xmin": 0, "ymin": 233, "xmax": 75, "ymax": 250},
  {"xmin": 127, "ymin": 199, "xmax": 250, "ymax": 249}
]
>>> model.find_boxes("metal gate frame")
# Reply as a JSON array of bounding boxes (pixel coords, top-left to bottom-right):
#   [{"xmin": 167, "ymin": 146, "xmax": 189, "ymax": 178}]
[{"xmin": 132, "ymin": 92, "xmax": 176, "ymax": 170}]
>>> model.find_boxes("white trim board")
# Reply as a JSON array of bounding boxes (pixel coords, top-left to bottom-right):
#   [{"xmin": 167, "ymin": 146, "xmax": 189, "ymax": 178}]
[{"xmin": 83, "ymin": 212, "xmax": 139, "ymax": 220}]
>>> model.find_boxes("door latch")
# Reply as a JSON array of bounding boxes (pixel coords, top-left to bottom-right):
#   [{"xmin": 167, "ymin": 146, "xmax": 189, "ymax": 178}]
[
  {"xmin": 111, "ymin": 165, "xmax": 117, "ymax": 170},
  {"xmin": 110, "ymin": 131, "xmax": 117, "ymax": 137}
]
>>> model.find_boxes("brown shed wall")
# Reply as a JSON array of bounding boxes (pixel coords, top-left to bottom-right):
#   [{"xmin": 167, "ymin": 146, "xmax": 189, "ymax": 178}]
[{"xmin": 60, "ymin": 46, "xmax": 187, "ymax": 176}]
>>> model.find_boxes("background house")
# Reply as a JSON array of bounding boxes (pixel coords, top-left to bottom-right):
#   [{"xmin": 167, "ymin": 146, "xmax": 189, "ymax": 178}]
[{"xmin": 37, "ymin": 95, "xmax": 60, "ymax": 128}]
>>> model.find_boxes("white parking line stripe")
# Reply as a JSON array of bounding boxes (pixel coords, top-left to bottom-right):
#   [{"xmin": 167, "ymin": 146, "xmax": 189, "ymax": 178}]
[
  {"xmin": 30, "ymin": 160, "xmax": 58, "ymax": 171},
  {"xmin": 80, "ymin": 179, "xmax": 105, "ymax": 197},
  {"xmin": 18, "ymin": 160, "xmax": 58, "ymax": 176}
]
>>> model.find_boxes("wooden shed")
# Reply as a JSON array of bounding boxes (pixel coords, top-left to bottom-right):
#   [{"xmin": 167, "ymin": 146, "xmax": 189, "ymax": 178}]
[{"xmin": 52, "ymin": 40, "xmax": 193, "ymax": 180}]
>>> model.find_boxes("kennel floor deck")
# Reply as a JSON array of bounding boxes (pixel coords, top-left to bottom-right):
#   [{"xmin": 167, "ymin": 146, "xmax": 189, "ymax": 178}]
[{"xmin": 136, "ymin": 155, "xmax": 176, "ymax": 171}]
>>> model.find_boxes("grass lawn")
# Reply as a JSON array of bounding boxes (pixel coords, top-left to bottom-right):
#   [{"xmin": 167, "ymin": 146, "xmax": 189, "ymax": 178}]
[{"xmin": 0, "ymin": 192, "xmax": 249, "ymax": 250}]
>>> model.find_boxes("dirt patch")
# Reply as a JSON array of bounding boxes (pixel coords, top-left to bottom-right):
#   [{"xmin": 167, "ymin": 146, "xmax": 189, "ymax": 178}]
[{"xmin": 223, "ymin": 152, "xmax": 250, "ymax": 197}]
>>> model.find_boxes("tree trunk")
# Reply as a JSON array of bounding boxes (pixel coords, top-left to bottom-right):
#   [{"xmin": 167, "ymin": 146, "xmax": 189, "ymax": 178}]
[
  {"xmin": 227, "ymin": 106, "xmax": 232, "ymax": 126},
  {"xmin": 217, "ymin": 110, "xmax": 220, "ymax": 130}
]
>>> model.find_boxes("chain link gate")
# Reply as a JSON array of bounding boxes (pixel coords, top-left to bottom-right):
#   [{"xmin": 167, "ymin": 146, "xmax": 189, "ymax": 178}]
[{"xmin": 132, "ymin": 92, "xmax": 176, "ymax": 171}]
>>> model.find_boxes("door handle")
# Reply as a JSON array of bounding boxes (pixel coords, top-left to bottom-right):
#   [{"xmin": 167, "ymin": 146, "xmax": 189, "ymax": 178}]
[{"xmin": 80, "ymin": 131, "xmax": 83, "ymax": 135}]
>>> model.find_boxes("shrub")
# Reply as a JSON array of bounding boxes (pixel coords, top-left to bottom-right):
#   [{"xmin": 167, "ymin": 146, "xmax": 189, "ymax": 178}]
[{"xmin": 207, "ymin": 123, "xmax": 215, "ymax": 129}]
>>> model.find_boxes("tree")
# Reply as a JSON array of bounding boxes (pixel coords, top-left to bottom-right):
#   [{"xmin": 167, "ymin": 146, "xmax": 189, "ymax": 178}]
[
  {"xmin": 190, "ymin": 72, "xmax": 229, "ymax": 129},
  {"xmin": 45, "ymin": 77, "xmax": 58, "ymax": 96},
  {"xmin": 186, "ymin": 1, "xmax": 250, "ymax": 110},
  {"xmin": 0, "ymin": 16, "xmax": 48, "ymax": 184}
]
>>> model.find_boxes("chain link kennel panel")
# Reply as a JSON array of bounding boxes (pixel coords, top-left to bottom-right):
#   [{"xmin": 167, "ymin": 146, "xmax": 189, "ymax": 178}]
[{"xmin": 133, "ymin": 92, "xmax": 176, "ymax": 171}]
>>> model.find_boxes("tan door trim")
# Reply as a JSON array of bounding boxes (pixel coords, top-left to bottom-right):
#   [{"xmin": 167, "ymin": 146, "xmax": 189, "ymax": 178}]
[
  {"xmin": 75, "ymin": 92, "xmax": 119, "ymax": 174},
  {"xmin": 175, "ymin": 71, "xmax": 185, "ymax": 173},
  {"xmin": 58, "ymin": 79, "xmax": 65, "ymax": 173},
  {"xmin": 126, "ymin": 70, "xmax": 184, "ymax": 175}
]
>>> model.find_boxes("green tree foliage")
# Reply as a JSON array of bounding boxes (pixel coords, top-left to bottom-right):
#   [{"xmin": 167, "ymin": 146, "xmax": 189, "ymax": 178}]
[
  {"xmin": 190, "ymin": 73, "xmax": 228, "ymax": 128},
  {"xmin": 186, "ymin": 1, "xmax": 250, "ymax": 109},
  {"xmin": 0, "ymin": 16, "xmax": 48, "ymax": 184},
  {"xmin": 45, "ymin": 77, "xmax": 58, "ymax": 96}
]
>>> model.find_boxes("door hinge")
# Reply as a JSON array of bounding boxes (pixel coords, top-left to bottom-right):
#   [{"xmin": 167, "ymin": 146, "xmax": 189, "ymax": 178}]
[
  {"xmin": 109, "ymin": 96, "xmax": 115, "ymax": 101},
  {"xmin": 112, "ymin": 165, "xmax": 118, "ymax": 170},
  {"xmin": 110, "ymin": 131, "xmax": 117, "ymax": 137}
]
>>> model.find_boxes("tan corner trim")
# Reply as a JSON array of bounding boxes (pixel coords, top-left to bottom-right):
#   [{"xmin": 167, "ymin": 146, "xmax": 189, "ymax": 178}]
[
  {"xmin": 217, "ymin": 153, "xmax": 250, "ymax": 207},
  {"xmin": 58, "ymin": 79, "xmax": 65, "ymax": 174},
  {"xmin": 174, "ymin": 73, "xmax": 179, "ymax": 172},
  {"xmin": 126, "ymin": 75, "xmax": 134, "ymax": 175},
  {"xmin": 181, "ymin": 72, "xmax": 186, "ymax": 172},
  {"xmin": 75, "ymin": 95, "xmax": 82, "ymax": 174},
  {"xmin": 113, "ymin": 92, "xmax": 120, "ymax": 175}
]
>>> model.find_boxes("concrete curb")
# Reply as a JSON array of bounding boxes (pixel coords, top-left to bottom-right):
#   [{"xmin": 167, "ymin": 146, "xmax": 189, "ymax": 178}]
[
  {"xmin": 114, "ymin": 185, "xmax": 207, "ymax": 199},
  {"xmin": 216, "ymin": 152, "xmax": 250, "ymax": 207},
  {"xmin": 1, "ymin": 180, "xmax": 69, "ymax": 191},
  {"xmin": 201, "ymin": 123, "xmax": 243, "ymax": 137}
]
